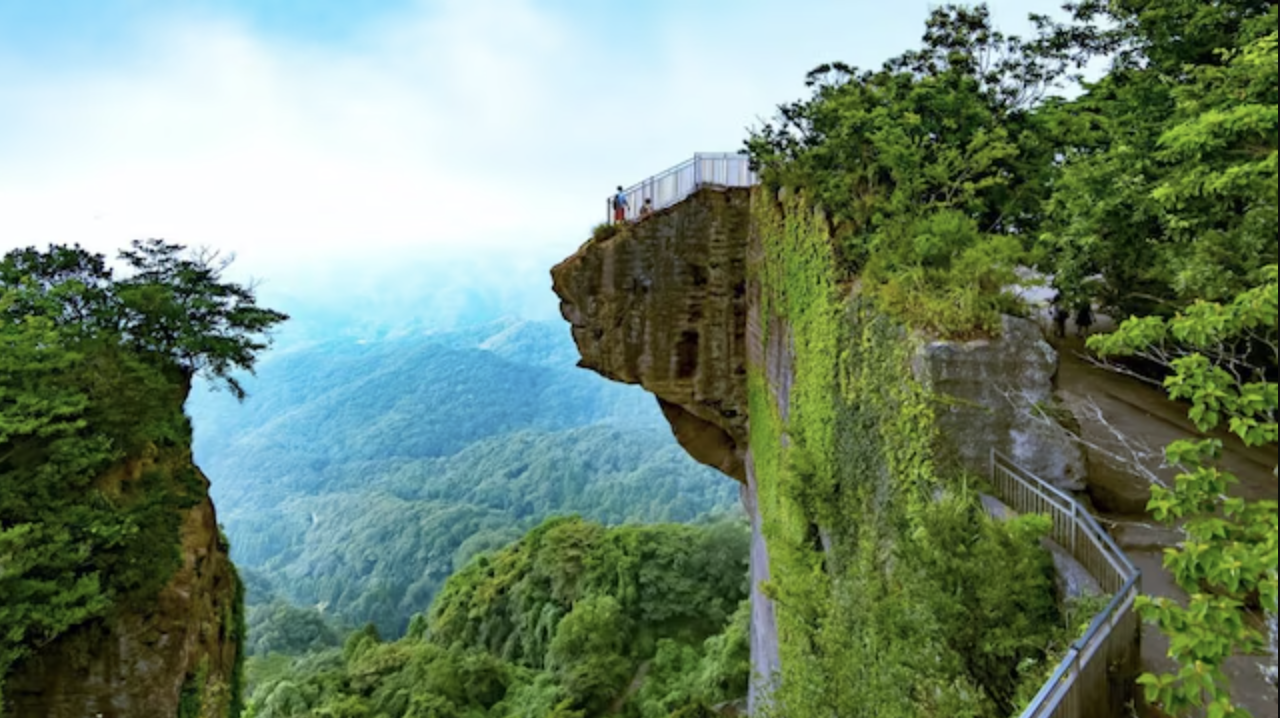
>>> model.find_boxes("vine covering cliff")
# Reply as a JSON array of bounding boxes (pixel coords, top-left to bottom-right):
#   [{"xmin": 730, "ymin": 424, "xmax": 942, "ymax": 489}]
[{"xmin": 551, "ymin": 186, "xmax": 1083, "ymax": 716}]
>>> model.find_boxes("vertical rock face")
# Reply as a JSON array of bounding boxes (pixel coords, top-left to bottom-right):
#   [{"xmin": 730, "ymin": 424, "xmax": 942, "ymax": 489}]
[
  {"xmin": 741, "ymin": 243, "xmax": 788, "ymax": 711},
  {"xmin": 740, "ymin": 462, "xmax": 780, "ymax": 710},
  {"xmin": 551, "ymin": 187, "xmax": 780, "ymax": 712},
  {"xmin": 912, "ymin": 315, "xmax": 1086, "ymax": 491},
  {"xmin": 6, "ymin": 453, "xmax": 241, "ymax": 718},
  {"xmin": 551, "ymin": 186, "xmax": 752, "ymax": 481},
  {"xmin": 550, "ymin": 186, "xmax": 1082, "ymax": 711}
]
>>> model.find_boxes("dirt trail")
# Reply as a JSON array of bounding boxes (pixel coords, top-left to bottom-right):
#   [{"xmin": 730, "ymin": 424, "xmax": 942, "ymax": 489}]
[{"xmin": 1051, "ymin": 334, "xmax": 1277, "ymax": 717}]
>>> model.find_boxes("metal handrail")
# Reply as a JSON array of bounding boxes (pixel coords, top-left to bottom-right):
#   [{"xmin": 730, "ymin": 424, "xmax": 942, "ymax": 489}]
[
  {"xmin": 605, "ymin": 152, "xmax": 759, "ymax": 223},
  {"xmin": 989, "ymin": 449, "xmax": 1142, "ymax": 718}
]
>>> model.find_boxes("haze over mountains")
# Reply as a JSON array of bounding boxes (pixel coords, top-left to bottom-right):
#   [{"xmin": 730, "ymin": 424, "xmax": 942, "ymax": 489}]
[{"xmin": 187, "ymin": 316, "xmax": 741, "ymax": 636}]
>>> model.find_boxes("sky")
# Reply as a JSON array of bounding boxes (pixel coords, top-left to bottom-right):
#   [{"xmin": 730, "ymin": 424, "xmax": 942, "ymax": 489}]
[{"xmin": 0, "ymin": 0, "xmax": 1070, "ymax": 335}]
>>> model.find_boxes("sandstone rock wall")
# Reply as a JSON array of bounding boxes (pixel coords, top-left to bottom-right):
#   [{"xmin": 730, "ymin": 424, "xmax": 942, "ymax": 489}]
[
  {"xmin": 6, "ymin": 452, "xmax": 240, "ymax": 718},
  {"xmin": 550, "ymin": 185, "xmax": 1085, "ymax": 712},
  {"xmin": 912, "ymin": 315, "xmax": 1087, "ymax": 491},
  {"xmin": 552, "ymin": 186, "xmax": 752, "ymax": 481}
]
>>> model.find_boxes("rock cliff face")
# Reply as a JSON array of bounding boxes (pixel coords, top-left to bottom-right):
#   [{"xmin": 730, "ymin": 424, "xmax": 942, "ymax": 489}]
[
  {"xmin": 552, "ymin": 187, "xmax": 779, "ymax": 705},
  {"xmin": 913, "ymin": 315, "xmax": 1086, "ymax": 491},
  {"xmin": 551, "ymin": 187, "xmax": 752, "ymax": 481},
  {"xmin": 551, "ymin": 185, "xmax": 1079, "ymax": 710},
  {"xmin": 552, "ymin": 188, "xmax": 1080, "ymax": 494},
  {"xmin": 6, "ymin": 449, "xmax": 241, "ymax": 718}
]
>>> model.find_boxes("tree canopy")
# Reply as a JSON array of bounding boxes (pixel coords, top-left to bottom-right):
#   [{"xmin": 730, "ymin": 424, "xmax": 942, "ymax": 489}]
[
  {"xmin": 241, "ymin": 517, "xmax": 752, "ymax": 718},
  {"xmin": 2, "ymin": 240, "xmax": 288, "ymax": 398},
  {"xmin": 746, "ymin": 0, "xmax": 1278, "ymax": 334}
]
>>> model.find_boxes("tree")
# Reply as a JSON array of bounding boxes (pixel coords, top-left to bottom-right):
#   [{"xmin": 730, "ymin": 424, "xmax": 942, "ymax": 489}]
[
  {"xmin": 0, "ymin": 245, "xmax": 117, "ymax": 332},
  {"xmin": 0, "ymin": 288, "xmax": 90, "ymax": 453},
  {"xmin": 744, "ymin": 4, "xmax": 1075, "ymax": 335},
  {"xmin": 1089, "ymin": 266, "xmax": 1278, "ymax": 716},
  {"xmin": 1035, "ymin": 1, "xmax": 1278, "ymax": 318},
  {"xmin": 114, "ymin": 239, "xmax": 289, "ymax": 398},
  {"xmin": 1, "ymin": 241, "xmax": 290, "ymax": 399}
]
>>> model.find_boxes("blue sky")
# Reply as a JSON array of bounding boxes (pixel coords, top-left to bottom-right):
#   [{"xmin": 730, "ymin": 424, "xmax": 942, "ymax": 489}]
[{"xmin": 0, "ymin": 0, "xmax": 1068, "ymax": 331}]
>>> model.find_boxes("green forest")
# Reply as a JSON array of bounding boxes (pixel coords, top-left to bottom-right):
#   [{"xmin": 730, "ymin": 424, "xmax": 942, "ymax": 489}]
[{"xmin": 241, "ymin": 517, "xmax": 753, "ymax": 718}]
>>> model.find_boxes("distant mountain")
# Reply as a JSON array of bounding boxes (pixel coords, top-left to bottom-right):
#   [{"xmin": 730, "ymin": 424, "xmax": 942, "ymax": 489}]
[{"xmin": 187, "ymin": 319, "xmax": 740, "ymax": 636}]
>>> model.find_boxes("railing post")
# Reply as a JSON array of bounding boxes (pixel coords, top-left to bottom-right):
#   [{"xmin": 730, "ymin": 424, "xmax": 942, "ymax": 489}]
[{"xmin": 1071, "ymin": 501, "xmax": 1078, "ymax": 553}]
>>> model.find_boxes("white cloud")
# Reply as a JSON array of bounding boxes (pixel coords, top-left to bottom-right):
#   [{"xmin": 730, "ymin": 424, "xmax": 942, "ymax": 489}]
[
  {"xmin": 0, "ymin": 0, "xmax": 1070, "ymax": 309},
  {"xmin": 0, "ymin": 1, "xmax": 591, "ymax": 288}
]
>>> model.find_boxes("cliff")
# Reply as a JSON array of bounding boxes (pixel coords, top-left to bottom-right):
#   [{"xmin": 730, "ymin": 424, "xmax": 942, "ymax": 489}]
[
  {"xmin": 913, "ymin": 315, "xmax": 1085, "ymax": 490},
  {"xmin": 4, "ymin": 447, "xmax": 243, "ymax": 718},
  {"xmin": 552, "ymin": 187, "xmax": 752, "ymax": 481},
  {"xmin": 552, "ymin": 185, "xmax": 1085, "ymax": 714}
]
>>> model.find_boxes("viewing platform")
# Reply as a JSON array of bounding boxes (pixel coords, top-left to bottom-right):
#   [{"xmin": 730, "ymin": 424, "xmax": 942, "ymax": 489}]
[{"xmin": 607, "ymin": 152, "xmax": 758, "ymax": 222}]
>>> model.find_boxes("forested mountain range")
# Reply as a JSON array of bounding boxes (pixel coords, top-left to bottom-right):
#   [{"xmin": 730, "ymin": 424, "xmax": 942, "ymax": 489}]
[{"xmin": 186, "ymin": 318, "xmax": 741, "ymax": 636}]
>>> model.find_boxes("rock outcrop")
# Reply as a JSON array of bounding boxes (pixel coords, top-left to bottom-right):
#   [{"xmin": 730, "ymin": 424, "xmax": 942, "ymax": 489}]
[
  {"xmin": 551, "ymin": 185, "xmax": 1085, "ymax": 712},
  {"xmin": 912, "ymin": 315, "xmax": 1087, "ymax": 491},
  {"xmin": 5, "ymin": 449, "xmax": 241, "ymax": 718},
  {"xmin": 552, "ymin": 187, "xmax": 777, "ymax": 711},
  {"xmin": 552, "ymin": 187, "xmax": 752, "ymax": 481}
]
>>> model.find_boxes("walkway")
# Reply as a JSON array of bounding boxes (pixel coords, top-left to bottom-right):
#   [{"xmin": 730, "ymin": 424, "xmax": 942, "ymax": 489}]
[
  {"xmin": 1052, "ymin": 337, "xmax": 1278, "ymax": 717},
  {"xmin": 988, "ymin": 450, "xmax": 1141, "ymax": 718}
]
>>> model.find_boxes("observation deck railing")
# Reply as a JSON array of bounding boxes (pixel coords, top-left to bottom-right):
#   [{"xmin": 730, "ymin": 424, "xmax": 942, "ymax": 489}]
[
  {"xmin": 606, "ymin": 152, "xmax": 758, "ymax": 223},
  {"xmin": 989, "ymin": 449, "xmax": 1142, "ymax": 718}
]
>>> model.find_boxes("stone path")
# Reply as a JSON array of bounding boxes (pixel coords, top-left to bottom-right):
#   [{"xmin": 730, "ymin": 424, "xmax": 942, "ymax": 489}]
[{"xmin": 1051, "ymin": 336, "xmax": 1277, "ymax": 717}]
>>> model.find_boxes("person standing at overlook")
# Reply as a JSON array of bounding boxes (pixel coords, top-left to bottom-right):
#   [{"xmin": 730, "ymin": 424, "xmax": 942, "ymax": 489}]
[{"xmin": 612, "ymin": 186, "xmax": 628, "ymax": 224}]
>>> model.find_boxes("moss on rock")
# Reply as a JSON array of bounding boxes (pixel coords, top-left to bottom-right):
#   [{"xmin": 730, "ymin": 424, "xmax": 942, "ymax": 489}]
[{"xmin": 748, "ymin": 188, "xmax": 1063, "ymax": 717}]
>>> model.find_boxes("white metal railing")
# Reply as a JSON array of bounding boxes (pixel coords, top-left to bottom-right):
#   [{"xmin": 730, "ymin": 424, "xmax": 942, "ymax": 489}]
[
  {"xmin": 606, "ymin": 152, "xmax": 758, "ymax": 223},
  {"xmin": 989, "ymin": 449, "xmax": 1142, "ymax": 718}
]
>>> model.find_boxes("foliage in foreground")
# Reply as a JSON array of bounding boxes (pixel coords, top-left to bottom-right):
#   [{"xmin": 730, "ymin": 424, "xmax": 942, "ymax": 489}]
[
  {"xmin": 1091, "ymin": 267, "xmax": 1278, "ymax": 717},
  {"xmin": 1038, "ymin": 0, "xmax": 1278, "ymax": 320},
  {"xmin": 242, "ymin": 517, "xmax": 751, "ymax": 718}
]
